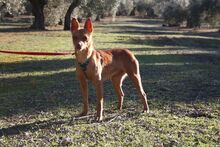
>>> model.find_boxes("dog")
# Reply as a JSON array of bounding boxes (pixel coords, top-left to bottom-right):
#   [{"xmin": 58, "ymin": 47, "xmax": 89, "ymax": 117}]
[{"xmin": 71, "ymin": 18, "xmax": 149, "ymax": 121}]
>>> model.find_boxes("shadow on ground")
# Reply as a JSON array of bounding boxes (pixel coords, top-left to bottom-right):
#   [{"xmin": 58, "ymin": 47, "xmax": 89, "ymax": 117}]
[{"xmin": 1, "ymin": 53, "xmax": 220, "ymax": 117}]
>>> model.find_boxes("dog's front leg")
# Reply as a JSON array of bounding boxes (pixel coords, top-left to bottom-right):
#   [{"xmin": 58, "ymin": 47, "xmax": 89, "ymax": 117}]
[
  {"xmin": 94, "ymin": 81, "xmax": 104, "ymax": 121},
  {"xmin": 78, "ymin": 76, "xmax": 89, "ymax": 116}
]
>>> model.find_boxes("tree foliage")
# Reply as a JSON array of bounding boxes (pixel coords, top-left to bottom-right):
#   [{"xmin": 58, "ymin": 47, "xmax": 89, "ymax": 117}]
[
  {"xmin": 163, "ymin": 2, "xmax": 187, "ymax": 26},
  {"xmin": 0, "ymin": 0, "xmax": 26, "ymax": 19},
  {"xmin": 187, "ymin": 0, "xmax": 220, "ymax": 27},
  {"xmin": 79, "ymin": 0, "xmax": 121, "ymax": 21},
  {"xmin": 117, "ymin": 0, "xmax": 134, "ymax": 16},
  {"xmin": 162, "ymin": 0, "xmax": 220, "ymax": 28},
  {"xmin": 44, "ymin": 0, "xmax": 68, "ymax": 26},
  {"xmin": 130, "ymin": 0, "xmax": 156, "ymax": 18}
]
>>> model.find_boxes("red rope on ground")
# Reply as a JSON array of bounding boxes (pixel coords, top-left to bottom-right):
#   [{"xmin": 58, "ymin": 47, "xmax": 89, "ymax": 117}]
[{"xmin": 0, "ymin": 50, "xmax": 75, "ymax": 56}]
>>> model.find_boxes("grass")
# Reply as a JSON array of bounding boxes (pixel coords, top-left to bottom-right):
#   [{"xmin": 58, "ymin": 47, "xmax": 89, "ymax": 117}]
[{"xmin": 0, "ymin": 17, "xmax": 220, "ymax": 146}]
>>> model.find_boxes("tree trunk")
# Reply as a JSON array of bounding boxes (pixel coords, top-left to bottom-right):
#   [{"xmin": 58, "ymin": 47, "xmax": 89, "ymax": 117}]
[
  {"xmin": 29, "ymin": 0, "xmax": 47, "ymax": 30},
  {"xmin": 111, "ymin": 0, "xmax": 121, "ymax": 22},
  {"xmin": 95, "ymin": 15, "xmax": 101, "ymax": 21},
  {"xmin": 64, "ymin": 0, "xmax": 81, "ymax": 30}
]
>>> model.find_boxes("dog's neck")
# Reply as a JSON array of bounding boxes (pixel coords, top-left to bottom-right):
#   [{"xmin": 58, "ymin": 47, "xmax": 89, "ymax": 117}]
[{"xmin": 75, "ymin": 42, "xmax": 94, "ymax": 64}]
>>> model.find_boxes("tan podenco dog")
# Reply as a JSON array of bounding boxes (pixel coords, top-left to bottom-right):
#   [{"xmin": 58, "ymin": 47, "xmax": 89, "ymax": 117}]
[{"xmin": 71, "ymin": 18, "xmax": 149, "ymax": 121}]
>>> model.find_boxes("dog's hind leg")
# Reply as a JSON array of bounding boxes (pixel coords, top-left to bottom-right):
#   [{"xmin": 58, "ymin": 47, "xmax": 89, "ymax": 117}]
[
  {"xmin": 128, "ymin": 72, "xmax": 149, "ymax": 113},
  {"xmin": 126, "ymin": 60, "xmax": 149, "ymax": 113},
  {"xmin": 111, "ymin": 72, "xmax": 126, "ymax": 111}
]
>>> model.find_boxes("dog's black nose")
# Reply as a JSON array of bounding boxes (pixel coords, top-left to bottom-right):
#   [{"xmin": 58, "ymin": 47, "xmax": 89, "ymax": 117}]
[{"xmin": 76, "ymin": 44, "xmax": 81, "ymax": 50}]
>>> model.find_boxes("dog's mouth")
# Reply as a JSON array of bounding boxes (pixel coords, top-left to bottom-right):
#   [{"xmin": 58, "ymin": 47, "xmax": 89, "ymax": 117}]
[
  {"xmin": 75, "ymin": 46, "xmax": 85, "ymax": 51},
  {"xmin": 75, "ymin": 47, "xmax": 82, "ymax": 51}
]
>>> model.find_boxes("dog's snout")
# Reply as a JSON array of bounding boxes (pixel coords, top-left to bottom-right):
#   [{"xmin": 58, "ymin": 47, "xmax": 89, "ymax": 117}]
[{"xmin": 75, "ymin": 41, "xmax": 84, "ymax": 50}]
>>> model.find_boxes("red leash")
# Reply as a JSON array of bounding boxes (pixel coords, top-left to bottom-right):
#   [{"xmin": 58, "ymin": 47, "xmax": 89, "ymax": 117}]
[{"xmin": 0, "ymin": 49, "xmax": 75, "ymax": 56}]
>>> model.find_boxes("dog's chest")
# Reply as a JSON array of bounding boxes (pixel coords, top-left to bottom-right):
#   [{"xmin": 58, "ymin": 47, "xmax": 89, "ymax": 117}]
[
  {"xmin": 82, "ymin": 50, "xmax": 122, "ymax": 81},
  {"xmin": 86, "ymin": 59, "xmax": 116, "ymax": 81}
]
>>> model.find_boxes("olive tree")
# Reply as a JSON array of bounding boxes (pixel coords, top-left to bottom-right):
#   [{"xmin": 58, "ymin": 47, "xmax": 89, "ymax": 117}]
[
  {"xmin": 161, "ymin": 0, "xmax": 220, "ymax": 28},
  {"xmin": 162, "ymin": 1, "xmax": 187, "ymax": 26},
  {"xmin": 117, "ymin": 0, "xmax": 134, "ymax": 16},
  {"xmin": 64, "ymin": 0, "xmax": 81, "ymax": 30},
  {"xmin": 185, "ymin": 0, "xmax": 220, "ymax": 28},
  {"xmin": 28, "ymin": 0, "xmax": 48, "ymax": 30},
  {"xmin": 78, "ymin": 0, "xmax": 121, "ymax": 21}
]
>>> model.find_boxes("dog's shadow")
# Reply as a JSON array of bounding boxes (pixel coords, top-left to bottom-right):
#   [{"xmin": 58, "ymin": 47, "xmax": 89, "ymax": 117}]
[
  {"xmin": 0, "ymin": 117, "xmax": 67, "ymax": 137},
  {"xmin": 0, "ymin": 108, "xmax": 142, "ymax": 137}
]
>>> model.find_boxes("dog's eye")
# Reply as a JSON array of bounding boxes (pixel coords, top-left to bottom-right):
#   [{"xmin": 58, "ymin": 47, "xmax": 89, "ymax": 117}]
[{"xmin": 82, "ymin": 36, "xmax": 87, "ymax": 42}]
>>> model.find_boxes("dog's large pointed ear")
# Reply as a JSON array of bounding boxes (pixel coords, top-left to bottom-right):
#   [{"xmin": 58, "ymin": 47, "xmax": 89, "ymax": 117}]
[
  {"xmin": 84, "ymin": 18, "xmax": 93, "ymax": 33},
  {"xmin": 71, "ymin": 18, "xmax": 79, "ymax": 32}
]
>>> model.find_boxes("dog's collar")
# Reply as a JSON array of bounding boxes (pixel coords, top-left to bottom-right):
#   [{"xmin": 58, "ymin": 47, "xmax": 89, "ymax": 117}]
[{"xmin": 78, "ymin": 58, "xmax": 90, "ymax": 72}]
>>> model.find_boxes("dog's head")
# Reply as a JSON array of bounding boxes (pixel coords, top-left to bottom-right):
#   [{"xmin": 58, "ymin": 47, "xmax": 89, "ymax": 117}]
[{"xmin": 71, "ymin": 18, "xmax": 93, "ymax": 51}]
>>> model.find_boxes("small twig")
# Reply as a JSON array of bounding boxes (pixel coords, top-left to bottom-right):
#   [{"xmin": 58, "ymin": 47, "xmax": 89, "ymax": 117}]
[
  {"xmin": 68, "ymin": 114, "xmax": 94, "ymax": 124},
  {"xmin": 73, "ymin": 114, "xmax": 94, "ymax": 120},
  {"xmin": 106, "ymin": 114, "xmax": 119, "ymax": 124}
]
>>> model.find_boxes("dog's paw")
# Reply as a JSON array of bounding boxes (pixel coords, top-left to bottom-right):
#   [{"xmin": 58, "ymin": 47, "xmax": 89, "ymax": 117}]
[
  {"xmin": 143, "ymin": 109, "xmax": 150, "ymax": 113},
  {"xmin": 77, "ymin": 111, "xmax": 88, "ymax": 117},
  {"xmin": 95, "ymin": 115, "xmax": 103, "ymax": 122}
]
